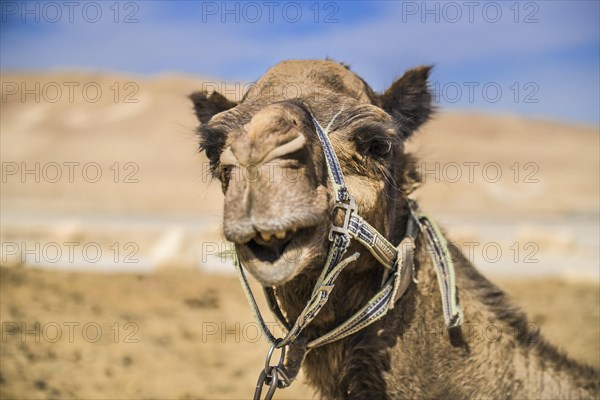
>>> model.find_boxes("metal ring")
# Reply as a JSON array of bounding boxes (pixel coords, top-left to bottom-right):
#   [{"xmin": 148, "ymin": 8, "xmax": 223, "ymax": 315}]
[
  {"xmin": 264, "ymin": 367, "xmax": 279, "ymax": 400},
  {"xmin": 275, "ymin": 367, "xmax": 291, "ymax": 388},
  {"xmin": 264, "ymin": 339, "xmax": 286, "ymax": 374},
  {"xmin": 253, "ymin": 369, "xmax": 268, "ymax": 400},
  {"xmin": 254, "ymin": 367, "xmax": 283, "ymax": 400}
]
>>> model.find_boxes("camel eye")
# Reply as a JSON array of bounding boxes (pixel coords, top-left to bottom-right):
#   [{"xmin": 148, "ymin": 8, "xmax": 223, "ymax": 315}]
[
  {"xmin": 219, "ymin": 164, "xmax": 234, "ymax": 192},
  {"xmin": 220, "ymin": 164, "xmax": 234, "ymax": 182},
  {"xmin": 368, "ymin": 140, "xmax": 392, "ymax": 157},
  {"xmin": 353, "ymin": 124, "xmax": 393, "ymax": 158},
  {"xmin": 198, "ymin": 125, "xmax": 228, "ymax": 177}
]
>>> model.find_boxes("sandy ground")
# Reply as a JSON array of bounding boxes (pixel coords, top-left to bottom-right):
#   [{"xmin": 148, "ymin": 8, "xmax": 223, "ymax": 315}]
[
  {"xmin": 1, "ymin": 266, "xmax": 598, "ymax": 400},
  {"xmin": 0, "ymin": 71, "xmax": 599, "ymax": 399}
]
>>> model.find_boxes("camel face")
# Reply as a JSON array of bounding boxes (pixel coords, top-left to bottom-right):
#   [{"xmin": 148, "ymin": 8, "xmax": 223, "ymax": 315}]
[
  {"xmin": 191, "ymin": 60, "xmax": 433, "ymax": 285},
  {"xmin": 219, "ymin": 102, "xmax": 330, "ymax": 285}
]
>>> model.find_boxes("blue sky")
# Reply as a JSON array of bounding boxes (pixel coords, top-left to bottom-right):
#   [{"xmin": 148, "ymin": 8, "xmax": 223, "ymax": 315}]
[{"xmin": 1, "ymin": 0, "xmax": 599, "ymax": 125}]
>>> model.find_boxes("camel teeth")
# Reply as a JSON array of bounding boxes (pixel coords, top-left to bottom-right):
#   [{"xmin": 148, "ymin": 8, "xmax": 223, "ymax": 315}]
[
  {"xmin": 275, "ymin": 230, "xmax": 286, "ymax": 240},
  {"xmin": 261, "ymin": 232, "xmax": 272, "ymax": 242}
]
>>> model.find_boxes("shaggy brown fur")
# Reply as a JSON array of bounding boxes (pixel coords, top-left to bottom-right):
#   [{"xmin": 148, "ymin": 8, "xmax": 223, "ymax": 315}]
[{"xmin": 190, "ymin": 59, "xmax": 599, "ymax": 399}]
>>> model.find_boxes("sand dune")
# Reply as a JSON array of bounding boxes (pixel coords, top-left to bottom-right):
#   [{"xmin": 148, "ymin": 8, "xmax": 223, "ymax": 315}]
[
  {"xmin": 1, "ymin": 72, "xmax": 598, "ymax": 217},
  {"xmin": 1, "ymin": 72, "xmax": 598, "ymax": 279}
]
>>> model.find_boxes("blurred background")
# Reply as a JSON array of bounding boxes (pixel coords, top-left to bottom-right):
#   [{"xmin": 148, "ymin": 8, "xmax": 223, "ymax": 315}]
[{"xmin": 1, "ymin": 1, "xmax": 598, "ymax": 399}]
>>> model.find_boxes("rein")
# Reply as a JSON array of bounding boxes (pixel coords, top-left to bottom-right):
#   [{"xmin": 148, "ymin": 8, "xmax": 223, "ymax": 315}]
[{"xmin": 232, "ymin": 113, "xmax": 463, "ymax": 400}]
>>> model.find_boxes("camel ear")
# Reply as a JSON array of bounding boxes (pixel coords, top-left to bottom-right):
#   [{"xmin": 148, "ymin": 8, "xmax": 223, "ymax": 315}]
[
  {"xmin": 380, "ymin": 66, "xmax": 433, "ymax": 138},
  {"xmin": 189, "ymin": 90, "xmax": 237, "ymax": 124}
]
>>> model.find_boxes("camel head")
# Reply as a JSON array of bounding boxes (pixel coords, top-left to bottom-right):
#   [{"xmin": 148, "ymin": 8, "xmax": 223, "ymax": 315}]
[{"xmin": 191, "ymin": 60, "xmax": 433, "ymax": 286}]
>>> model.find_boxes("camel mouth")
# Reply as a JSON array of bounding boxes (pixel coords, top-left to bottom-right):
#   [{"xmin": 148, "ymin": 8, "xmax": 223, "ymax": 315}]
[
  {"xmin": 235, "ymin": 227, "xmax": 316, "ymax": 286},
  {"xmin": 245, "ymin": 232, "xmax": 295, "ymax": 264}
]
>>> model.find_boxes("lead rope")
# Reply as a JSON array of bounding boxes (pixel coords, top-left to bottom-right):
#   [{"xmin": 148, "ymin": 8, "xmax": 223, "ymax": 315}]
[{"xmin": 243, "ymin": 112, "xmax": 462, "ymax": 399}]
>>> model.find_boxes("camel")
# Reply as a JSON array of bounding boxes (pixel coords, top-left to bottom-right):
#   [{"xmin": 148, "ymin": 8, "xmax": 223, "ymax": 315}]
[{"xmin": 189, "ymin": 60, "xmax": 599, "ymax": 399}]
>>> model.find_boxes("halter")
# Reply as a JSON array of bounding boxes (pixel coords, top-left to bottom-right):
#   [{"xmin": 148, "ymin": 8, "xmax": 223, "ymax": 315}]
[{"xmin": 232, "ymin": 112, "xmax": 463, "ymax": 400}]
